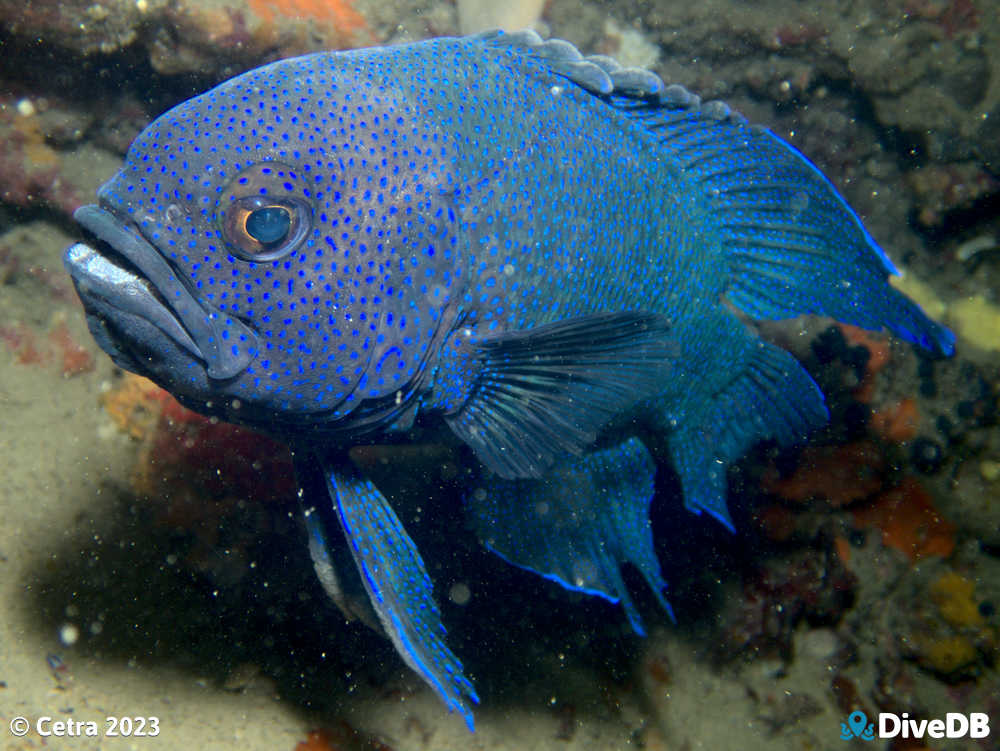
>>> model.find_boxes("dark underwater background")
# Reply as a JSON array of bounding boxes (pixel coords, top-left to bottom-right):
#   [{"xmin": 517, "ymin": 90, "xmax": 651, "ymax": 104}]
[{"xmin": 0, "ymin": 0, "xmax": 998, "ymax": 749}]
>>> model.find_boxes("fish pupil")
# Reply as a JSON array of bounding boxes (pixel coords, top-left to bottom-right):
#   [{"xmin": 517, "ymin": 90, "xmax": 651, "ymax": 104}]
[{"xmin": 245, "ymin": 206, "xmax": 291, "ymax": 245}]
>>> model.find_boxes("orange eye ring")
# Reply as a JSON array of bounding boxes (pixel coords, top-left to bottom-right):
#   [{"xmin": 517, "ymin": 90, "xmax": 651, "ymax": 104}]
[
  {"xmin": 217, "ymin": 161, "xmax": 314, "ymax": 262},
  {"xmin": 220, "ymin": 195, "xmax": 310, "ymax": 261}
]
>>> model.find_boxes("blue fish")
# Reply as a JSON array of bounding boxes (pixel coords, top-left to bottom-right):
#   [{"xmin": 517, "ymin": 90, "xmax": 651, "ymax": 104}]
[{"xmin": 64, "ymin": 30, "xmax": 954, "ymax": 729}]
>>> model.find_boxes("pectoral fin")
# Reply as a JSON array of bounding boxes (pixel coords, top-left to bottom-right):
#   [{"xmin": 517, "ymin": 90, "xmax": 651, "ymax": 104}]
[{"xmin": 446, "ymin": 312, "xmax": 676, "ymax": 479}]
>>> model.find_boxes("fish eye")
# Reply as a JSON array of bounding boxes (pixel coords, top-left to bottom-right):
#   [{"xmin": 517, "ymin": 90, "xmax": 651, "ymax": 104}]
[
  {"xmin": 218, "ymin": 161, "xmax": 313, "ymax": 262},
  {"xmin": 245, "ymin": 206, "xmax": 291, "ymax": 245},
  {"xmin": 220, "ymin": 196, "xmax": 309, "ymax": 262}
]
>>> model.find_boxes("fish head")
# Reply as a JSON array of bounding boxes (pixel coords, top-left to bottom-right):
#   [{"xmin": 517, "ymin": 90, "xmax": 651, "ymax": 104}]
[{"xmin": 65, "ymin": 51, "xmax": 463, "ymax": 431}]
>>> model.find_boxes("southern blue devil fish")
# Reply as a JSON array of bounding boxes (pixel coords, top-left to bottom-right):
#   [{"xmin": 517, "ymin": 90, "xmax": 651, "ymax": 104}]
[{"xmin": 64, "ymin": 30, "xmax": 954, "ymax": 729}]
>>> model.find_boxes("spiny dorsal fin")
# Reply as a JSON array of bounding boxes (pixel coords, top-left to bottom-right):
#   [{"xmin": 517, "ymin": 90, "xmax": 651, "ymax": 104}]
[{"xmin": 474, "ymin": 29, "xmax": 743, "ymax": 121}]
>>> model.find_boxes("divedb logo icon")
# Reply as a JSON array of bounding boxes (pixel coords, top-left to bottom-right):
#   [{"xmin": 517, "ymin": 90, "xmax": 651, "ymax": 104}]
[
  {"xmin": 840, "ymin": 710, "xmax": 991, "ymax": 741},
  {"xmin": 840, "ymin": 711, "xmax": 875, "ymax": 741}
]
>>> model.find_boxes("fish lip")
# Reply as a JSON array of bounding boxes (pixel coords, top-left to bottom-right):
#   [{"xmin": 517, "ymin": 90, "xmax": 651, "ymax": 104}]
[
  {"xmin": 71, "ymin": 204, "xmax": 258, "ymax": 380},
  {"xmin": 63, "ymin": 241, "xmax": 203, "ymax": 362}
]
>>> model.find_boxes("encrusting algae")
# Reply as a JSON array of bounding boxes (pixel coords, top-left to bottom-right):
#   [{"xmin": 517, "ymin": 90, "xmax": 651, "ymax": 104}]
[{"xmin": 911, "ymin": 571, "xmax": 996, "ymax": 678}]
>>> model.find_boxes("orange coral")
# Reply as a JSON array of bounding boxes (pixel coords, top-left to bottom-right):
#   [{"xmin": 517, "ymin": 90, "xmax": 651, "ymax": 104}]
[
  {"xmin": 99, "ymin": 372, "xmax": 295, "ymax": 502},
  {"xmin": 870, "ymin": 397, "xmax": 919, "ymax": 443},
  {"xmin": 293, "ymin": 722, "xmax": 391, "ymax": 751},
  {"xmin": 295, "ymin": 730, "xmax": 340, "ymax": 751},
  {"xmin": 762, "ymin": 441, "xmax": 885, "ymax": 507},
  {"xmin": 245, "ymin": 0, "xmax": 372, "ymax": 47},
  {"xmin": 838, "ymin": 323, "xmax": 891, "ymax": 402},
  {"xmin": 839, "ymin": 323, "xmax": 891, "ymax": 374},
  {"xmin": 100, "ymin": 373, "xmax": 169, "ymax": 440},
  {"xmin": 834, "ymin": 535, "xmax": 851, "ymax": 565},
  {"xmin": 100, "ymin": 372, "xmax": 297, "ymax": 579},
  {"xmin": 852, "ymin": 477, "xmax": 955, "ymax": 561}
]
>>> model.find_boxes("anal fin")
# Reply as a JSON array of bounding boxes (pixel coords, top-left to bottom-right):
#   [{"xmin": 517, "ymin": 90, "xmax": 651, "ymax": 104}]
[
  {"xmin": 666, "ymin": 325, "xmax": 829, "ymax": 529},
  {"xmin": 468, "ymin": 438, "xmax": 672, "ymax": 635}
]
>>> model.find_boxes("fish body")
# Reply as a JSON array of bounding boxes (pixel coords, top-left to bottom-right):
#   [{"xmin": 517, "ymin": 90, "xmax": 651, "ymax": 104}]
[{"xmin": 65, "ymin": 31, "xmax": 953, "ymax": 729}]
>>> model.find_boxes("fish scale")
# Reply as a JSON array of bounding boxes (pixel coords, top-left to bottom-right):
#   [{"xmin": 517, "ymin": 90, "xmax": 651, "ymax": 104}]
[{"xmin": 65, "ymin": 30, "xmax": 954, "ymax": 730}]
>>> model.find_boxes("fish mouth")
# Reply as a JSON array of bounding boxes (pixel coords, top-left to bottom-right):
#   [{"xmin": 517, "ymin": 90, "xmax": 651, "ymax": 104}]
[{"xmin": 65, "ymin": 204, "xmax": 258, "ymax": 380}]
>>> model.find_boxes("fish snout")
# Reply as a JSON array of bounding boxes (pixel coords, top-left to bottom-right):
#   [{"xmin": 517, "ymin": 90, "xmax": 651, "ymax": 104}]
[{"xmin": 70, "ymin": 204, "xmax": 259, "ymax": 381}]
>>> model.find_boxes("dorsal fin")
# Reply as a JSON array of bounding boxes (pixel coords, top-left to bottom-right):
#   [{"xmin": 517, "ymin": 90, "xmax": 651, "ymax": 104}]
[
  {"xmin": 474, "ymin": 29, "xmax": 743, "ymax": 121},
  {"xmin": 472, "ymin": 30, "xmax": 954, "ymax": 356}
]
